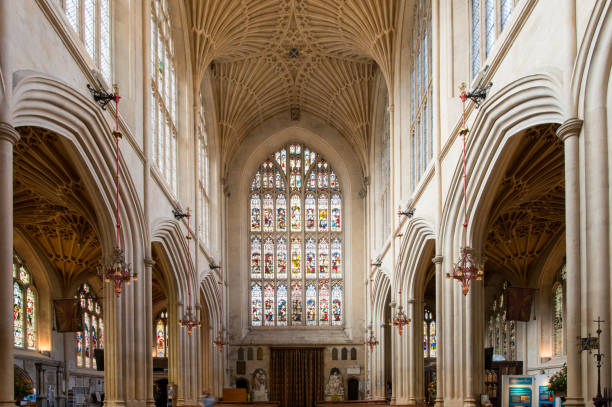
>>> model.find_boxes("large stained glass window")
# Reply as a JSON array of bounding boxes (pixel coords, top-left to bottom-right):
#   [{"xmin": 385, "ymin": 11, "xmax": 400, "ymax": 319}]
[
  {"xmin": 154, "ymin": 311, "xmax": 168, "ymax": 357},
  {"xmin": 552, "ymin": 264, "xmax": 566, "ymax": 356},
  {"xmin": 249, "ymin": 144, "xmax": 344, "ymax": 327},
  {"xmin": 423, "ymin": 307, "xmax": 436, "ymax": 358},
  {"xmin": 13, "ymin": 253, "xmax": 37, "ymax": 350},
  {"xmin": 76, "ymin": 283, "xmax": 103, "ymax": 368}
]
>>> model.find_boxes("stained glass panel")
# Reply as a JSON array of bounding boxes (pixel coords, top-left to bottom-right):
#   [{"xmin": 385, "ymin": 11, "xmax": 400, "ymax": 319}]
[
  {"xmin": 251, "ymin": 238, "xmax": 262, "ymax": 279},
  {"xmin": 290, "ymin": 195, "xmax": 301, "ymax": 231},
  {"xmin": 76, "ymin": 331, "xmax": 83, "ymax": 367},
  {"xmin": 331, "ymin": 239, "xmax": 342, "ymax": 279},
  {"xmin": 156, "ymin": 319, "xmax": 166, "ymax": 356},
  {"xmin": 92, "ymin": 317, "xmax": 98, "ymax": 369},
  {"xmin": 276, "ymin": 194, "xmax": 287, "ymax": 231},
  {"xmin": 277, "ymin": 238, "xmax": 287, "ymax": 279},
  {"xmin": 291, "ymin": 282, "xmax": 303, "ymax": 323},
  {"xmin": 305, "ymin": 194, "xmax": 316, "ymax": 231},
  {"xmin": 429, "ymin": 321, "xmax": 436, "ymax": 357},
  {"xmin": 331, "ymin": 285, "xmax": 342, "ymax": 326},
  {"xmin": 251, "ymin": 195, "xmax": 261, "ymax": 231},
  {"xmin": 306, "ymin": 284, "xmax": 317, "ymax": 326},
  {"xmin": 263, "ymin": 284, "xmax": 274, "ymax": 326},
  {"xmin": 331, "ymin": 195, "xmax": 341, "ymax": 231},
  {"xmin": 99, "ymin": 319, "xmax": 104, "ymax": 349},
  {"xmin": 291, "ymin": 237, "xmax": 301, "ymax": 278},
  {"xmin": 424, "ymin": 321, "xmax": 429, "ymax": 357},
  {"xmin": 263, "ymin": 194, "xmax": 274, "ymax": 232},
  {"xmin": 26, "ymin": 288, "xmax": 36, "ymax": 349},
  {"xmin": 319, "ymin": 281, "xmax": 329, "ymax": 324},
  {"xmin": 318, "ymin": 239, "xmax": 329, "ymax": 278},
  {"xmin": 19, "ymin": 267, "xmax": 29, "ymax": 285},
  {"xmin": 553, "ymin": 283, "xmax": 563, "ymax": 356},
  {"xmin": 251, "ymin": 284, "xmax": 262, "ymax": 326},
  {"xmin": 318, "ymin": 195, "xmax": 328, "ymax": 231},
  {"xmin": 84, "ymin": 313, "xmax": 91, "ymax": 368},
  {"xmin": 13, "ymin": 282, "xmax": 23, "ymax": 348},
  {"xmin": 305, "ymin": 239, "xmax": 316, "ymax": 279},
  {"xmin": 277, "ymin": 285, "xmax": 288, "ymax": 326},
  {"xmin": 264, "ymin": 238, "xmax": 274, "ymax": 279}
]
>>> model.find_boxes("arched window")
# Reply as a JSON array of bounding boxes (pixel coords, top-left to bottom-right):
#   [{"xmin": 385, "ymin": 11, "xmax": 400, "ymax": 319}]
[
  {"xmin": 488, "ymin": 281, "xmax": 516, "ymax": 360},
  {"xmin": 423, "ymin": 307, "xmax": 436, "ymax": 358},
  {"xmin": 76, "ymin": 283, "xmax": 103, "ymax": 368},
  {"xmin": 410, "ymin": 0, "xmax": 433, "ymax": 191},
  {"xmin": 13, "ymin": 253, "xmax": 37, "ymax": 350},
  {"xmin": 61, "ymin": 0, "xmax": 112, "ymax": 82},
  {"xmin": 153, "ymin": 310, "xmax": 168, "ymax": 357},
  {"xmin": 151, "ymin": 0, "xmax": 177, "ymax": 192},
  {"xmin": 197, "ymin": 97, "xmax": 210, "ymax": 247},
  {"xmin": 552, "ymin": 265, "xmax": 565, "ymax": 356},
  {"xmin": 471, "ymin": 0, "xmax": 516, "ymax": 78},
  {"xmin": 249, "ymin": 144, "xmax": 343, "ymax": 327}
]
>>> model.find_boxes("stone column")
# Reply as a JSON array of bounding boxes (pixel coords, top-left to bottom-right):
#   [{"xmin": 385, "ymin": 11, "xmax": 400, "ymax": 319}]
[
  {"xmin": 556, "ymin": 119, "xmax": 583, "ymax": 407},
  {"xmin": 0, "ymin": 123, "xmax": 20, "ymax": 407},
  {"xmin": 432, "ymin": 255, "xmax": 444, "ymax": 407}
]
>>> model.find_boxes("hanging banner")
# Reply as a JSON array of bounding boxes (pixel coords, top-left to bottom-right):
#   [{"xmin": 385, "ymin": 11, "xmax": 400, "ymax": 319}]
[
  {"xmin": 53, "ymin": 299, "xmax": 83, "ymax": 332},
  {"xmin": 506, "ymin": 287, "xmax": 536, "ymax": 321}
]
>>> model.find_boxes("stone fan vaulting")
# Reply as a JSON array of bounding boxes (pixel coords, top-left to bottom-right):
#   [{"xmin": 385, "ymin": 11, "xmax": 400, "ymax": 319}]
[{"xmin": 185, "ymin": 0, "xmax": 399, "ymax": 171}]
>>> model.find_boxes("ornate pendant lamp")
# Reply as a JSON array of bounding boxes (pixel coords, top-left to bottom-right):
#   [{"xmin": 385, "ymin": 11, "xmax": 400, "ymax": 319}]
[
  {"xmin": 212, "ymin": 277, "xmax": 227, "ymax": 352},
  {"xmin": 446, "ymin": 83, "xmax": 484, "ymax": 295},
  {"xmin": 179, "ymin": 209, "xmax": 201, "ymax": 335},
  {"xmin": 364, "ymin": 263, "xmax": 379, "ymax": 352},
  {"xmin": 97, "ymin": 85, "xmax": 136, "ymax": 296}
]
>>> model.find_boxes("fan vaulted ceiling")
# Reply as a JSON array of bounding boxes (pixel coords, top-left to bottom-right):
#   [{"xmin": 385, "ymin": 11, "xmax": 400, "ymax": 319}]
[{"xmin": 185, "ymin": 0, "xmax": 399, "ymax": 166}]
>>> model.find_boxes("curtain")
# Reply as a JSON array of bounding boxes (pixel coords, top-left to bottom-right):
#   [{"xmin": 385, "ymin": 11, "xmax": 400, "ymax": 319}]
[{"xmin": 270, "ymin": 347, "xmax": 324, "ymax": 407}]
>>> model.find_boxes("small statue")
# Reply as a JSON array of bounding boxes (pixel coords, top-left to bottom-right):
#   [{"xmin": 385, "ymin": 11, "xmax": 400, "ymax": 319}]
[
  {"xmin": 325, "ymin": 368, "xmax": 345, "ymax": 401},
  {"xmin": 251, "ymin": 368, "xmax": 269, "ymax": 401}
]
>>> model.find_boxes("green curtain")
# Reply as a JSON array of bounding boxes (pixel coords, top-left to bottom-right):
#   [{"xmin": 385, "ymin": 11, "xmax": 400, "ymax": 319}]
[{"xmin": 270, "ymin": 347, "xmax": 324, "ymax": 407}]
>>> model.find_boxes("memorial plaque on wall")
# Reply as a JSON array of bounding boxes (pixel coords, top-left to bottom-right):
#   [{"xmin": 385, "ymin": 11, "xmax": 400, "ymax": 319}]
[{"xmin": 236, "ymin": 361, "xmax": 246, "ymax": 375}]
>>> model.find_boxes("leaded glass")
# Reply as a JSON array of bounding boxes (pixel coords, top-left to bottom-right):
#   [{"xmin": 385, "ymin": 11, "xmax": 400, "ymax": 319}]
[
  {"xmin": 99, "ymin": 319, "xmax": 104, "ymax": 349},
  {"xmin": 26, "ymin": 288, "xmax": 36, "ymax": 349},
  {"xmin": 291, "ymin": 282, "xmax": 303, "ymax": 323},
  {"xmin": 66, "ymin": 0, "xmax": 79, "ymax": 32},
  {"xmin": 331, "ymin": 239, "xmax": 342, "ymax": 279},
  {"xmin": 318, "ymin": 239, "xmax": 329, "ymax": 278},
  {"xmin": 92, "ymin": 317, "xmax": 98, "ymax": 369},
  {"xmin": 485, "ymin": 0, "xmax": 496, "ymax": 57},
  {"xmin": 263, "ymin": 284, "xmax": 275, "ymax": 326},
  {"xmin": 306, "ymin": 284, "xmax": 317, "ymax": 326},
  {"xmin": 500, "ymin": 0, "xmax": 513, "ymax": 30},
  {"xmin": 305, "ymin": 238, "xmax": 316, "ymax": 279},
  {"xmin": 251, "ymin": 238, "xmax": 262, "ymax": 279},
  {"xmin": 76, "ymin": 331, "xmax": 83, "ymax": 366},
  {"xmin": 249, "ymin": 144, "xmax": 343, "ymax": 327},
  {"xmin": 100, "ymin": 0, "xmax": 111, "ymax": 82},
  {"xmin": 251, "ymin": 284, "xmax": 263, "ymax": 326},
  {"xmin": 251, "ymin": 195, "xmax": 261, "ymax": 231},
  {"xmin": 277, "ymin": 285, "xmax": 288, "ymax": 326},
  {"xmin": 553, "ymin": 283, "xmax": 563, "ymax": 355},
  {"xmin": 331, "ymin": 284, "xmax": 342, "ymax": 326},
  {"xmin": 156, "ymin": 319, "xmax": 166, "ymax": 356},
  {"xmin": 276, "ymin": 194, "xmax": 287, "ymax": 231},
  {"xmin": 84, "ymin": 0, "xmax": 96, "ymax": 60},
  {"xmin": 263, "ymin": 194, "xmax": 274, "ymax": 232},
  {"xmin": 424, "ymin": 321, "xmax": 428, "ymax": 357},
  {"xmin": 13, "ymin": 282, "xmax": 23, "ymax": 348},
  {"xmin": 471, "ymin": 0, "xmax": 481, "ymax": 78},
  {"xmin": 429, "ymin": 321, "xmax": 436, "ymax": 357},
  {"xmin": 319, "ymin": 281, "xmax": 329, "ymax": 324},
  {"xmin": 276, "ymin": 238, "xmax": 287, "ymax": 279},
  {"xmin": 318, "ymin": 194, "xmax": 328, "ymax": 231},
  {"xmin": 291, "ymin": 237, "xmax": 301, "ymax": 278},
  {"xmin": 305, "ymin": 194, "xmax": 316, "ymax": 231},
  {"xmin": 84, "ymin": 313, "xmax": 91, "ymax": 368},
  {"xmin": 264, "ymin": 238, "xmax": 274, "ymax": 279}
]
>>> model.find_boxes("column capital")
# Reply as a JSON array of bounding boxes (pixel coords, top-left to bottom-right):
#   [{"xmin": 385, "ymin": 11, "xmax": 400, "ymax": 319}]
[
  {"xmin": 556, "ymin": 118, "xmax": 583, "ymax": 142},
  {"xmin": 432, "ymin": 255, "xmax": 443, "ymax": 264},
  {"xmin": 144, "ymin": 257, "xmax": 156, "ymax": 267},
  {"xmin": 0, "ymin": 122, "xmax": 19, "ymax": 145}
]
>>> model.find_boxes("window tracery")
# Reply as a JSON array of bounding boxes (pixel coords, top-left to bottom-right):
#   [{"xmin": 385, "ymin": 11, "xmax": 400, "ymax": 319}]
[
  {"xmin": 552, "ymin": 263, "xmax": 566, "ymax": 356},
  {"xmin": 249, "ymin": 144, "xmax": 343, "ymax": 327},
  {"xmin": 487, "ymin": 281, "xmax": 516, "ymax": 360},
  {"xmin": 197, "ymin": 99, "xmax": 210, "ymax": 246},
  {"xmin": 410, "ymin": 0, "xmax": 433, "ymax": 191},
  {"xmin": 423, "ymin": 306, "xmax": 436, "ymax": 358},
  {"xmin": 154, "ymin": 310, "xmax": 168, "ymax": 357},
  {"xmin": 61, "ymin": 0, "xmax": 112, "ymax": 82},
  {"xmin": 151, "ymin": 0, "xmax": 177, "ymax": 192},
  {"xmin": 13, "ymin": 253, "xmax": 37, "ymax": 350},
  {"xmin": 76, "ymin": 283, "xmax": 103, "ymax": 368},
  {"xmin": 471, "ymin": 0, "xmax": 516, "ymax": 78}
]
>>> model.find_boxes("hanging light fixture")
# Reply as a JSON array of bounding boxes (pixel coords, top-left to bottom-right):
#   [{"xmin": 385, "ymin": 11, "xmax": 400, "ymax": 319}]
[
  {"xmin": 365, "ymin": 263, "xmax": 379, "ymax": 352},
  {"xmin": 446, "ymin": 83, "xmax": 484, "ymax": 295},
  {"xmin": 391, "ymin": 263, "xmax": 411, "ymax": 336},
  {"xmin": 212, "ymin": 278, "xmax": 227, "ymax": 352},
  {"xmin": 179, "ymin": 209, "xmax": 201, "ymax": 335},
  {"xmin": 97, "ymin": 85, "xmax": 136, "ymax": 296}
]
